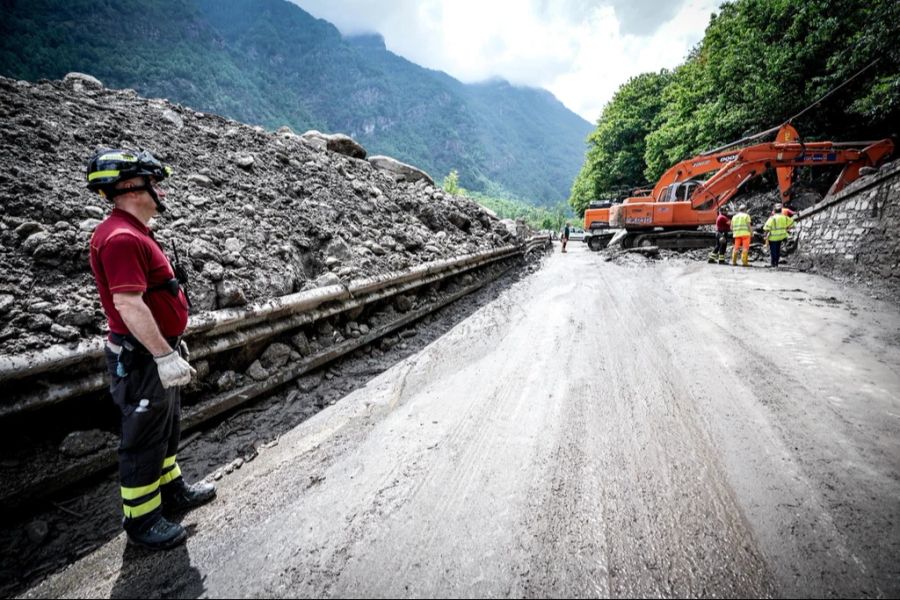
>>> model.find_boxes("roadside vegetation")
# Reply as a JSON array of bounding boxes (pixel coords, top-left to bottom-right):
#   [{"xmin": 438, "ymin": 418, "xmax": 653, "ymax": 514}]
[
  {"xmin": 569, "ymin": 0, "xmax": 900, "ymax": 216},
  {"xmin": 442, "ymin": 170, "xmax": 571, "ymax": 231}
]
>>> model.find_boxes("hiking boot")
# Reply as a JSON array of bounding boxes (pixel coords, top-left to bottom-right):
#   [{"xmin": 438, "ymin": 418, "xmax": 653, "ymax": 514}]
[
  {"xmin": 162, "ymin": 478, "xmax": 217, "ymax": 512},
  {"xmin": 126, "ymin": 516, "xmax": 187, "ymax": 551}
]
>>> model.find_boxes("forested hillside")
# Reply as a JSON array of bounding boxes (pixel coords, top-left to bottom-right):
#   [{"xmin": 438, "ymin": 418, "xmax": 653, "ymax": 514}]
[
  {"xmin": 0, "ymin": 0, "xmax": 591, "ymax": 206},
  {"xmin": 570, "ymin": 0, "xmax": 900, "ymax": 215}
]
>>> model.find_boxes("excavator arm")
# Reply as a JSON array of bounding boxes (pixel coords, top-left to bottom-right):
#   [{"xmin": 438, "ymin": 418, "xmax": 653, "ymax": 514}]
[
  {"xmin": 635, "ymin": 124, "xmax": 802, "ymax": 205},
  {"xmin": 689, "ymin": 137, "xmax": 895, "ymax": 210},
  {"xmin": 826, "ymin": 139, "xmax": 894, "ymax": 195}
]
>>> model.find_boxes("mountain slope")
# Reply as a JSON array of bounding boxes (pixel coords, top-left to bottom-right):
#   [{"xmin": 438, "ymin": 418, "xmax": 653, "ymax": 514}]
[{"xmin": 0, "ymin": 0, "xmax": 591, "ymax": 205}]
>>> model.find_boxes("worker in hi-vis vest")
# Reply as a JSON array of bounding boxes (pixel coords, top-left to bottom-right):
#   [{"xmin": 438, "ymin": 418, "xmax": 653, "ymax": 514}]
[
  {"xmin": 764, "ymin": 203, "xmax": 795, "ymax": 268},
  {"xmin": 730, "ymin": 205, "xmax": 752, "ymax": 267}
]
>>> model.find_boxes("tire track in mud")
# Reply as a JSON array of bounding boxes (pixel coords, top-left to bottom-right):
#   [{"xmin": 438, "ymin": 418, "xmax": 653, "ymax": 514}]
[
  {"xmin": 668, "ymin": 266, "xmax": 900, "ymax": 598},
  {"xmin": 293, "ymin": 274, "xmax": 568, "ymax": 597},
  {"xmin": 519, "ymin": 371, "xmax": 611, "ymax": 599},
  {"xmin": 508, "ymin": 268, "xmax": 615, "ymax": 598},
  {"xmin": 577, "ymin": 262, "xmax": 776, "ymax": 598}
]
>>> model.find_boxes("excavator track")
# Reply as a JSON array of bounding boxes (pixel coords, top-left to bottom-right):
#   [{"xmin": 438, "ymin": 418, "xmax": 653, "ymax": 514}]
[
  {"xmin": 586, "ymin": 230, "xmax": 618, "ymax": 251},
  {"xmin": 627, "ymin": 230, "xmax": 718, "ymax": 250}
]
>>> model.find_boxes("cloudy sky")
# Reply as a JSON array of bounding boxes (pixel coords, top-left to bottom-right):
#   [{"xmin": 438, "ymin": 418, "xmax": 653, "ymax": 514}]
[{"xmin": 291, "ymin": 0, "xmax": 723, "ymax": 123}]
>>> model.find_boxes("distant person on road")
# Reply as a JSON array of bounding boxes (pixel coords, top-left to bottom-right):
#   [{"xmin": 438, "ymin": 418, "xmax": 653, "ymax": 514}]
[
  {"xmin": 561, "ymin": 222, "xmax": 570, "ymax": 253},
  {"xmin": 86, "ymin": 149, "xmax": 215, "ymax": 551},
  {"xmin": 708, "ymin": 207, "xmax": 731, "ymax": 264},
  {"xmin": 730, "ymin": 205, "xmax": 752, "ymax": 267},
  {"xmin": 764, "ymin": 203, "xmax": 795, "ymax": 268}
]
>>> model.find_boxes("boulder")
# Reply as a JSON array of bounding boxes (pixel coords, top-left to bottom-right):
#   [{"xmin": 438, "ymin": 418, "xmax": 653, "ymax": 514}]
[
  {"xmin": 161, "ymin": 109, "xmax": 184, "ymax": 129},
  {"xmin": 276, "ymin": 125, "xmax": 296, "ymax": 138},
  {"xmin": 59, "ymin": 429, "xmax": 113, "ymax": 457},
  {"xmin": 232, "ymin": 154, "xmax": 255, "ymax": 169},
  {"xmin": 300, "ymin": 130, "xmax": 329, "ymax": 151},
  {"xmin": 63, "ymin": 72, "xmax": 103, "ymax": 91},
  {"xmin": 326, "ymin": 133, "xmax": 367, "ymax": 159},
  {"xmin": 246, "ymin": 360, "xmax": 269, "ymax": 382},
  {"xmin": 368, "ymin": 155, "xmax": 435, "ymax": 186},
  {"xmin": 260, "ymin": 342, "xmax": 292, "ymax": 370}
]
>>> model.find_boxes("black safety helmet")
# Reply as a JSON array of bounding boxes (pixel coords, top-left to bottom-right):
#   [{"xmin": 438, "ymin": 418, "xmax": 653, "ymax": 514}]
[{"xmin": 86, "ymin": 148, "xmax": 173, "ymax": 210}]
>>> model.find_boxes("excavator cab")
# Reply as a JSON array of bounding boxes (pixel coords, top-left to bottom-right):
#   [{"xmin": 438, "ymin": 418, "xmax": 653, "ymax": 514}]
[
  {"xmin": 584, "ymin": 199, "xmax": 615, "ymax": 230},
  {"xmin": 652, "ymin": 180, "xmax": 703, "ymax": 225},
  {"xmin": 587, "ymin": 200, "xmax": 613, "ymax": 209},
  {"xmin": 658, "ymin": 180, "xmax": 702, "ymax": 203}
]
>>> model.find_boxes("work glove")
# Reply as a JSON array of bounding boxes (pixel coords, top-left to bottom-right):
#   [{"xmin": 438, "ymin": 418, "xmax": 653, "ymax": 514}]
[
  {"xmin": 179, "ymin": 339, "xmax": 190, "ymax": 361},
  {"xmin": 154, "ymin": 350, "xmax": 196, "ymax": 389}
]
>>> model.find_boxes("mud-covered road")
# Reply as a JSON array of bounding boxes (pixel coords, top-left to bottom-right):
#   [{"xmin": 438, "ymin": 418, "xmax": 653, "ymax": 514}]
[{"xmin": 22, "ymin": 244, "xmax": 900, "ymax": 598}]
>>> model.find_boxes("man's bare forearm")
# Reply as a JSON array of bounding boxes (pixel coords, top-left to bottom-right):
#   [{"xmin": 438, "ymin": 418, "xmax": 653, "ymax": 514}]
[{"xmin": 113, "ymin": 293, "xmax": 175, "ymax": 356}]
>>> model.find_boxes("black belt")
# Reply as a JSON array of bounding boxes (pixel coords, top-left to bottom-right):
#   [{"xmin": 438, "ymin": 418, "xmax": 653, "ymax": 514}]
[{"xmin": 109, "ymin": 332, "xmax": 181, "ymax": 355}]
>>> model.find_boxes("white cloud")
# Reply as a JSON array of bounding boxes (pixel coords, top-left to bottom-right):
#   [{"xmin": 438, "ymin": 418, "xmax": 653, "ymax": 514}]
[{"xmin": 292, "ymin": 0, "xmax": 721, "ymax": 122}]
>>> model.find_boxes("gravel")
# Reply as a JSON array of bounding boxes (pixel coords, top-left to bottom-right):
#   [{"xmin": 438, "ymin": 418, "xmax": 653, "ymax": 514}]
[{"xmin": 0, "ymin": 74, "xmax": 523, "ymax": 355}]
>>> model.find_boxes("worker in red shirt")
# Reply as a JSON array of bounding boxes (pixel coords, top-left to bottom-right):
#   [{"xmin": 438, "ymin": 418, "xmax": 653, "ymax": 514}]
[
  {"xmin": 87, "ymin": 149, "xmax": 215, "ymax": 551},
  {"xmin": 708, "ymin": 207, "xmax": 731, "ymax": 264}
]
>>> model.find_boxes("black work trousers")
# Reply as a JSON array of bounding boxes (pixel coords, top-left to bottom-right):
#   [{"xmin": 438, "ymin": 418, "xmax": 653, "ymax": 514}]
[
  {"xmin": 104, "ymin": 345, "xmax": 182, "ymax": 530},
  {"xmin": 715, "ymin": 232, "xmax": 729, "ymax": 256},
  {"xmin": 769, "ymin": 240, "xmax": 783, "ymax": 267}
]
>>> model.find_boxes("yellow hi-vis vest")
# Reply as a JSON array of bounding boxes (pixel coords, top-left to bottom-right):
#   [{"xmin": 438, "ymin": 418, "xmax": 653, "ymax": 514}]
[
  {"xmin": 764, "ymin": 213, "xmax": 794, "ymax": 242},
  {"xmin": 731, "ymin": 213, "xmax": 751, "ymax": 237}
]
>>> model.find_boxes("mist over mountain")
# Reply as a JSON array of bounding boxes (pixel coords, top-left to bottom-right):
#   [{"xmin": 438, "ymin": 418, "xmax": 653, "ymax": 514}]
[{"xmin": 0, "ymin": 0, "xmax": 591, "ymax": 205}]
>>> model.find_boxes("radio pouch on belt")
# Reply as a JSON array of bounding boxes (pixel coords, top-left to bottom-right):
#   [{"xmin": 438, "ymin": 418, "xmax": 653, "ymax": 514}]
[{"xmin": 116, "ymin": 337, "xmax": 139, "ymax": 378}]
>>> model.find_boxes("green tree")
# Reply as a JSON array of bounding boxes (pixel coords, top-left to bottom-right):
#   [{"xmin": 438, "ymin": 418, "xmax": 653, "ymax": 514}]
[
  {"xmin": 442, "ymin": 170, "xmax": 463, "ymax": 196},
  {"xmin": 644, "ymin": 0, "xmax": 900, "ymax": 180},
  {"xmin": 553, "ymin": 202, "xmax": 569, "ymax": 231},
  {"xmin": 570, "ymin": 0, "xmax": 900, "ymax": 205},
  {"xmin": 471, "ymin": 192, "xmax": 567, "ymax": 230},
  {"xmin": 569, "ymin": 71, "xmax": 671, "ymax": 215}
]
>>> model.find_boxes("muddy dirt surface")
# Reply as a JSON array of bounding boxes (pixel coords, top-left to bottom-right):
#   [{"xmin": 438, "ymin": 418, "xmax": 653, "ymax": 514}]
[
  {"xmin": 0, "ymin": 74, "xmax": 518, "ymax": 355},
  {"xmin": 0, "ymin": 253, "xmax": 545, "ymax": 598},
  {"xmin": 17, "ymin": 243, "xmax": 900, "ymax": 598}
]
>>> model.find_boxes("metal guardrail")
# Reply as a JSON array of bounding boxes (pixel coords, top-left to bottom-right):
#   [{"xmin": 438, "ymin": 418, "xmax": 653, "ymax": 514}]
[
  {"xmin": 0, "ymin": 236, "xmax": 552, "ymax": 511},
  {"xmin": 0, "ymin": 240, "xmax": 549, "ymax": 418}
]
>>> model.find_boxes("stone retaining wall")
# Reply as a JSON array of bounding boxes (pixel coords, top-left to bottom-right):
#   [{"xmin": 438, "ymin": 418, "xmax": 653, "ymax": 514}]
[{"xmin": 796, "ymin": 159, "xmax": 900, "ymax": 294}]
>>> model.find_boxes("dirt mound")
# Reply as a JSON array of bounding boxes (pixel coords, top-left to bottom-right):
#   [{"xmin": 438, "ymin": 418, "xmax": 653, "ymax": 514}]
[{"xmin": 0, "ymin": 75, "xmax": 519, "ymax": 354}]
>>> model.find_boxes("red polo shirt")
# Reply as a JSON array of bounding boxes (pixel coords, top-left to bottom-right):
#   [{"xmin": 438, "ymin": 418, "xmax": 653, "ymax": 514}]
[
  {"xmin": 715, "ymin": 214, "xmax": 731, "ymax": 232},
  {"xmin": 89, "ymin": 208, "xmax": 189, "ymax": 339}
]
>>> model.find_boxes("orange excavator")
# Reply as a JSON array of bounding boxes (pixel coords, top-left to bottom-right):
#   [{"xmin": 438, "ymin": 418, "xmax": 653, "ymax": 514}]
[
  {"xmin": 582, "ymin": 128, "xmax": 805, "ymax": 250},
  {"xmin": 601, "ymin": 123, "xmax": 894, "ymax": 249}
]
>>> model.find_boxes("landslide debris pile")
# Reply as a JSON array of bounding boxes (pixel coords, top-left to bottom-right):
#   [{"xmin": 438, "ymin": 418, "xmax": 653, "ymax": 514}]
[{"xmin": 0, "ymin": 74, "xmax": 520, "ymax": 354}]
